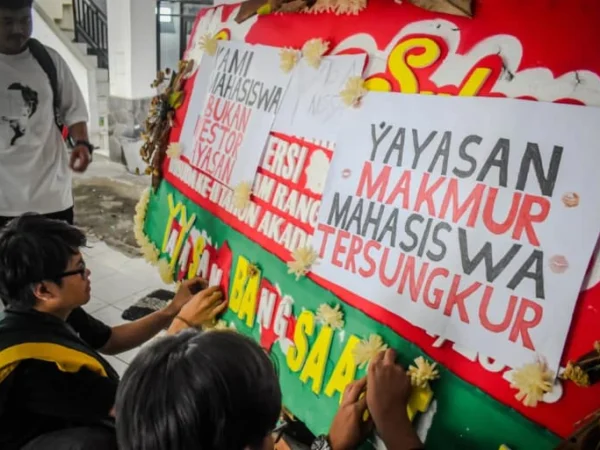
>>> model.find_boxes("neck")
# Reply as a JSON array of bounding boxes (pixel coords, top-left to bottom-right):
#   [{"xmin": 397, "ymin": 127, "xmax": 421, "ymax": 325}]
[{"xmin": 33, "ymin": 304, "xmax": 73, "ymax": 321}]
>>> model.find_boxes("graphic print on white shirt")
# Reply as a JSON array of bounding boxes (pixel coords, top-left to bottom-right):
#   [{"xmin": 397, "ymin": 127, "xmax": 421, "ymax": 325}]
[
  {"xmin": 0, "ymin": 45, "xmax": 88, "ymax": 216},
  {"xmin": 0, "ymin": 82, "xmax": 39, "ymax": 146}
]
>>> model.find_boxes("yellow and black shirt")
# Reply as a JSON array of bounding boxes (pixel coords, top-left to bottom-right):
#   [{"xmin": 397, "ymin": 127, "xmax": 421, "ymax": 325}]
[{"xmin": 0, "ymin": 307, "xmax": 119, "ymax": 449}]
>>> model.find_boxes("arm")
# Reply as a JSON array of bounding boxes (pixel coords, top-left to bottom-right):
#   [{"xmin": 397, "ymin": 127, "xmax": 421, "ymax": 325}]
[
  {"xmin": 167, "ymin": 286, "xmax": 226, "ymax": 335},
  {"xmin": 367, "ymin": 350, "xmax": 424, "ymax": 450},
  {"xmin": 69, "ymin": 121, "xmax": 90, "ymax": 142},
  {"xmin": 101, "ymin": 278, "xmax": 220, "ymax": 354},
  {"xmin": 52, "ymin": 49, "xmax": 92, "ymax": 172},
  {"xmin": 100, "ymin": 307, "xmax": 175, "ymax": 355}
]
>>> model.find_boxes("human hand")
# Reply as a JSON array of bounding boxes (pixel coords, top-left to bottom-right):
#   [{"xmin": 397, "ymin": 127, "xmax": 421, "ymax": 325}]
[
  {"xmin": 328, "ymin": 378, "xmax": 372, "ymax": 450},
  {"xmin": 70, "ymin": 145, "xmax": 91, "ymax": 172},
  {"xmin": 166, "ymin": 277, "xmax": 208, "ymax": 316},
  {"xmin": 367, "ymin": 349, "xmax": 423, "ymax": 450},
  {"xmin": 173, "ymin": 285, "xmax": 226, "ymax": 331}
]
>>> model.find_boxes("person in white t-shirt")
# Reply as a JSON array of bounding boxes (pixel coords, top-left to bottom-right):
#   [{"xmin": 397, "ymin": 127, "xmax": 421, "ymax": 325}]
[{"xmin": 0, "ymin": 0, "xmax": 93, "ymax": 228}]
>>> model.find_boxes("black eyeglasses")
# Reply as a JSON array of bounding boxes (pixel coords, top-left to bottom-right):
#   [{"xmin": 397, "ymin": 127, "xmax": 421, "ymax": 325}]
[{"xmin": 58, "ymin": 261, "xmax": 88, "ymax": 280}]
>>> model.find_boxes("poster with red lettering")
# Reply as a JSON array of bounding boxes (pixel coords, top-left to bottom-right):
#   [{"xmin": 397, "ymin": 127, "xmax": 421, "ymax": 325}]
[
  {"xmin": 180, "ymin": 40, "xmax": 291, "ymax": 187},
  {"xmin": 314, "ymin": 91, "xmax": 600, "ymax": 369}
]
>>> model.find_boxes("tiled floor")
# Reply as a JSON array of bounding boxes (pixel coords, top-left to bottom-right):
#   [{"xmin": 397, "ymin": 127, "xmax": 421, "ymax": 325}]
[{"xmin": 82, "ymin": 238, "xmax": 172, "ymax": 377}]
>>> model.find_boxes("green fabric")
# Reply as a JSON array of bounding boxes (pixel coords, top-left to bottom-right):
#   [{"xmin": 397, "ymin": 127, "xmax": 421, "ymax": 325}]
[{"xmin": 145, "ymin": 181, "xmax": 560, "ymax": 450}]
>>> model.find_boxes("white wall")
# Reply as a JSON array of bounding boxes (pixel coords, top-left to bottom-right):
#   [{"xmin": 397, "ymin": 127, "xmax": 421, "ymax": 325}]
[
  {"xmin": 108, "ymin": 0, "xmax": 156, "ymax": 100},
  {"xmin": 31, "ymin": 7, "xmax": 100, "ymax": 137},
  {"xmin": 35, "ymin": 0, "xmax": 64, "ymax": 21}
]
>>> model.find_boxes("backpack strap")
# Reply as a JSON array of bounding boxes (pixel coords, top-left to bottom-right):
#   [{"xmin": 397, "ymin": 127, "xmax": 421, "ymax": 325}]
[{"xmin": 27, "ymin": 38, "xmax": 73, "ymax": 147}]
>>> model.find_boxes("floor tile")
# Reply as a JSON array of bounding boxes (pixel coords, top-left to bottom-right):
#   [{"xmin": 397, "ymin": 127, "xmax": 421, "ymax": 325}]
[
  {"xmin": 92, "ymin": 305, "xmax": 127, "ymax": 327},
  {"xmin": 92, "ymin": 272, "xmax": 160, "ymax": 304},
  {"xmin": 92, "ymin": 248, "xmax": 134, "ymax": 271},
  {"xmin": 87, "ymin": 259, "xmax": 118, "ymax": 282},
  {"xmin": 82, "ymin": 241, "xmax": 111, "ymax": 258},
  {"xmin": 116, "ymin": 346, "xmax": 141, "ymax": 364},
  {"xmin": 118, "ymin": 258, "xmax": 159, "ymax": 281},
  {"xmin": 104, "ymin": 355, "xmax": 129, "ymax": 378},
  {"xmin": 82, "ymin": 296, "xmax": 108, "ymax": 314}
]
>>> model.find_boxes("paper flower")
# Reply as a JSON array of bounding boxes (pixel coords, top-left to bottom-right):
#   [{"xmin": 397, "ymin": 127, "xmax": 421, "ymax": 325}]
[
  {"xmin": 133, "ymin": 189, "xmax": 161, "ymax": 265},
  {"xmin": 316, "ymin": 303, "xmax": 345, "ymax": 330},
  {"xmin": 287, "ymin": 246, "xmax": 319, "ymax": 280},
  {"xmin": 280, "ymin": 48, "xmax": 301, "ymax": 73},
  {"xmin": 407, "ymin": 356, "xmax": 440, "ymax": 388},
  {"xmin": 166, "ymin": 142, "xmax": 181, "ymax": 159},
  {"xmin": 213, "ymin": 320, "xmax": 229, "ymax": 330},
  {"xmin": 353, "ymin": 334, "xmax": 388, "ymax": 368},
  {"xmin": 232, "ymin": 181, "xmax": 253, "ymax": 210},
  {"xmin": 334, "ymin": 0, "xmax": 367, "ymax": 15},
  {"xmin": 302, "ymin": 38, "xmax": 329, "ymax": 69},
  {"xmin": 198, "ymin": 33, "xmax": 218, "ymax": 56},
  {"xmin": 304, "ymin": 0, "xmax": 336, "ymax": 14},
  {"xmin": 157, "ymin": 258, "xmax": 175, "ymax": 285},
  {"xmin": 510, "ymin": 360, "xmax": 555, "ymax": 407},
  {"xmin": 140, "ymin": 241, "xmax": 160, "ymax": 264},
  {"xmin": 340, "ymin": 76, "xmax": 367, "ymax": 107}
]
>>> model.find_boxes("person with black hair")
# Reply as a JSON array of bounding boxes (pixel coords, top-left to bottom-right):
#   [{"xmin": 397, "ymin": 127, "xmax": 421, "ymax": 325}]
[
  {"xmin": 116, "ymin": 329, "xmax": 425, "ymax": 450},
  {"xmin": 0, "ymin": 214, "xmax": 228, "ymax": 449},
  {"xmin": 0, "ymin": 0, "xmax": 94, "ymax": 227}
]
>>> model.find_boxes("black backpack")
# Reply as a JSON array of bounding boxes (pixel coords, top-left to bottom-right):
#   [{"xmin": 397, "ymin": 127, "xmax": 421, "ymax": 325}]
[{"xmin": 27, "ymin": 38, "xmax": 74, "ymax": 147}]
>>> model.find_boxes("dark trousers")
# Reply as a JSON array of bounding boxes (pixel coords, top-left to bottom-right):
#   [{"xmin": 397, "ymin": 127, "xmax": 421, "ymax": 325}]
[
  {"xmin": 20, "ymin": 426, "xmax": 117, "ymax": 450},
  {"xmin": 0, "ymin": 207, "xmax": 74, "ymax": 230}
]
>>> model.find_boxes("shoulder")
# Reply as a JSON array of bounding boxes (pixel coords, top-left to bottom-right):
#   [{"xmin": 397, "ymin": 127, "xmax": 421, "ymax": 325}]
[
  {"xmin": 43, "ymin": 45, "xmax": 69, "ymax": 69},
  {"xmin": 67, "ymin": 307, "xmax": 112, "ymax": 350},
  {"xmin": 28, "ymin": 41, "xmax": 70, "ymax": 72}
]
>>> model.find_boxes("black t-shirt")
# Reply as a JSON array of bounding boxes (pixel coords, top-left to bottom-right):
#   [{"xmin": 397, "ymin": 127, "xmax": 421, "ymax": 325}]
[{"xmin": 0, "ymin": 308, "xmax": 117, "ymax": 450}]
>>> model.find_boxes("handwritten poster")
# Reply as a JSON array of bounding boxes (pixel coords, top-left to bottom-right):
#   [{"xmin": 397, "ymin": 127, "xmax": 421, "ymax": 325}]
[
  {"xmin": 313, "ymin": 92, "xmax": 600, "ymax": 369},
  {"xmin": 181, "ymin": 40, "xmax": 292, "ymax": 187},
  {"xmin": 168, "ymin": 132, "xmax": 332, "ymax": 257},
  {"xmin": 273, "ymin": 54, "xmax": 366, "ymax": 142}
]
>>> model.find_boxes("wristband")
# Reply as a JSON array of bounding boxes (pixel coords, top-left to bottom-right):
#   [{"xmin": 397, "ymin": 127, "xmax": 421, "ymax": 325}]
[
  {"xmin": 74, "ymin": 139, "xmax": 94, "ymax": 154},
  {"xmin": 174, "ymin": 315, "xmax": 196, "ymax": 329}
]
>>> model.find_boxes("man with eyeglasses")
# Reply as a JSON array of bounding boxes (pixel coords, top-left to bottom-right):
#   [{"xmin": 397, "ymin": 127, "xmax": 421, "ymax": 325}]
[{"xmin": 0, "ymin": 213, "xmax": 227, "ymax": 450}]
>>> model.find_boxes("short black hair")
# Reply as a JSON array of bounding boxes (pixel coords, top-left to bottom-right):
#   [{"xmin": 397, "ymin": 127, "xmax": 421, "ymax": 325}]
[
  {"xmin": 0, "ymin": 0, "xmax": 33, "ymax": 10},
  {"xmin": 116, "ymin": 329, "xmax": 282, "ymax": 450},
  {"xmin": 0, "ymin": 213, "xmax": 87, "ymax": 309}
]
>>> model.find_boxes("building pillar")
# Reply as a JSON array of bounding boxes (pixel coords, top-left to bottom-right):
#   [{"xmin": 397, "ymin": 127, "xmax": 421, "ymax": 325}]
[{"xmin": 106, "ymin": 0, "xmax": 156, "ymax": 165}]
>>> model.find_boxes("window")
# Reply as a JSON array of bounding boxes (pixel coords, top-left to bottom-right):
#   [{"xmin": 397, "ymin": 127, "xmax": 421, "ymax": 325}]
[
  {"xmin": 159, "ymin": 7, "xmax": 173, "ymax": 22},
  {"xmin": 156, "ymin": 0, "xmax": 213, "ymax": 71}
]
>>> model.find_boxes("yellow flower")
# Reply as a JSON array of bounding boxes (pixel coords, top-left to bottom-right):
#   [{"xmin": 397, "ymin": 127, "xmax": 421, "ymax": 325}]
[
  {"xmin": 352, "ymin": 334, "xmax": 387, "ymax": 368},
  {"xmin": 140, "ymin": 241, "xmax": 160, "ymax": 264},
  {"xmin": 232, "ymin": 181, "xmax": 253, "ymax": 210},
  {"xmin": 407, "ymin": 356, "xmax": 440, "ymax": 388},
  {"xmin": 340, "ymin": 76, "xmax": 367, "ymax": 108},
  {"xmin": 157, "ymin": 258, "xmax": 175, "ymax": 285},
  {"xmin": 302, "ymin": 38, "xmax": 329, "ymax": 69},
  {"xmin": 510, "ymin": 360, "xmax": 554, "ymax": 407},
  {"xmin": 133, "ymin": 188, "xmax": 158, "ymax": 265},
  {"xmin": 198, "ymin": 33, "xmax": 218, "ymax": 56},
  {"xmin": 166, "ymin": 142, "xmax": 182, "ymax": 159},
  {"xmin": 316, "ymin": 303, "xmax": 345, "ymax": 330},
  {"xmin": 280, "ymin": 48, "xmax": 300, "ymax": 73},
  {"xmin": 287, "ymin": 246, "xmax": 318, "ymax": 280}
]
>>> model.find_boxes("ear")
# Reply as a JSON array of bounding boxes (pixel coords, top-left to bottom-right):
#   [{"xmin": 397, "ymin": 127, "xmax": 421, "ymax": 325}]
[{"xmin": 32, "ymin": 281, "xmax": 59, "ymax": 304}]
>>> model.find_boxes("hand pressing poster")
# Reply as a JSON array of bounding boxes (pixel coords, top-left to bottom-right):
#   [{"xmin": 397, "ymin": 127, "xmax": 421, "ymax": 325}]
[
  {"xmin": 273, "ymin": 54, "xmax": 366, "ymax": 142},
  {"xmin": 312, "ymin": 91, "xmax": 600, "ymax": 370},
  {"xmin": 181, "ymin": 40, "xmax": 292, "ymax": 188}
]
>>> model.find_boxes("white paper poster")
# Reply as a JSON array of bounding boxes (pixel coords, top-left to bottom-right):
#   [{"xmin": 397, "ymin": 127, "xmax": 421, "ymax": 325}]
[
  {"xmin": 273, "ymin": 54, "xmax": 366, "ymax": 142},
  {"xmin": 180, "ymin": 40, "xmax": 292, "ymax": 187},
  {"xmin": 312, "ymin": 92, "xmax": 600, "ymax": 370}
]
